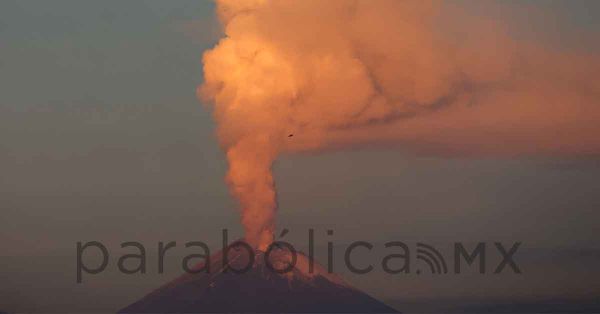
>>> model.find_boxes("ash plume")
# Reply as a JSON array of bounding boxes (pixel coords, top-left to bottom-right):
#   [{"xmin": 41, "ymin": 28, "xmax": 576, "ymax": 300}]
[{"xmin": 199, "ymin": 0, "xmax": 600, "ymax": 249}]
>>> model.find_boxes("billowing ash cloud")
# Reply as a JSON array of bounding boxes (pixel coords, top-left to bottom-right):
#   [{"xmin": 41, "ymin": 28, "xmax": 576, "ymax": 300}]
[{"xmin": 199, "ymin": 0, "xmax": 600, "ymax": 248}]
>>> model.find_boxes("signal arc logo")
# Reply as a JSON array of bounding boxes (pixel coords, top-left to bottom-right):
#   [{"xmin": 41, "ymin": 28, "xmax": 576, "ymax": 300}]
[{"xmin": 416, "ymin": 243, "xmax": 448, "ymax": 274}]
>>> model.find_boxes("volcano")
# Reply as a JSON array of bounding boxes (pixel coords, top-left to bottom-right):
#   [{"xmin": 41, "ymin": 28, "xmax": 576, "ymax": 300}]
[{"xmin": 120, "ymin": 242, "xmax": 398, "ymax": 313}]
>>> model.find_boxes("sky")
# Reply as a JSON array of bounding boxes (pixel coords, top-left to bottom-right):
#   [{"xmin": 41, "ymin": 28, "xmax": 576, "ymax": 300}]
[{"xmin": 1, "ymin": 0, "xmax": 599, "ymax": 312}]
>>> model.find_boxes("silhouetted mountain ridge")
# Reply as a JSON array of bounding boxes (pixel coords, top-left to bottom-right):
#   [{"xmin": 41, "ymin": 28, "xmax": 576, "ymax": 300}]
[{"xmin": 120, "ymin": 242, "xmax": 398, "ymax": 313}]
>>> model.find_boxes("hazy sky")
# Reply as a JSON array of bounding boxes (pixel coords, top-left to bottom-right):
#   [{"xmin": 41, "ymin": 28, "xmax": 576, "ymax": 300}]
[
  {"xmin": 1, "ymin": 1, "xmax": 599, "ymax": 311},
  {"xmin": 2, "ymin": 0, "xmax": 599, "ymax": 249}
]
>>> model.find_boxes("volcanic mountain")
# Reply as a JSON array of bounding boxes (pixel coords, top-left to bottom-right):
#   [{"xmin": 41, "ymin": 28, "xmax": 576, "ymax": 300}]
[{"xmin": 120, "ymin": 242, "xmax": 398, "ymax": 313}]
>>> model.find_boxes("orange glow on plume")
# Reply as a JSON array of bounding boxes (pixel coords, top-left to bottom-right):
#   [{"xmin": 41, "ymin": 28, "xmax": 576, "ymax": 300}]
[{"xmin": 199, "ymin": 0, "xmax": 600, "ymax": 249}]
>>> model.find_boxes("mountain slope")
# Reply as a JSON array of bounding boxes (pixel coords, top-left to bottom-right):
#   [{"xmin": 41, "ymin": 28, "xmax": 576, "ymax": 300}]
[{"xmin": 120, "ymin": 243, "xmax": 398, "ymax": 313}]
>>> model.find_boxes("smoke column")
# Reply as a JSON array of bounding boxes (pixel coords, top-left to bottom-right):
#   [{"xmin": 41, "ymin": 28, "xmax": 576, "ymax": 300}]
[{"xmin": 199, "ymin": 0, "xmax": 600, "ymax": 249}]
